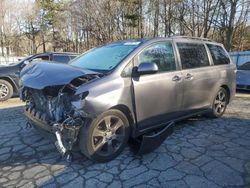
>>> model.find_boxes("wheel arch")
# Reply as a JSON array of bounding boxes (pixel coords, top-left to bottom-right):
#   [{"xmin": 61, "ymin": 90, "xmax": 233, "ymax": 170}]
[
  {"xmin": 110, "ymin": 104, "xmax": 136, "ymax": 137},
  {"xmin": 220, "ymin": 84, "xmax": 230, "ymax": 103}
]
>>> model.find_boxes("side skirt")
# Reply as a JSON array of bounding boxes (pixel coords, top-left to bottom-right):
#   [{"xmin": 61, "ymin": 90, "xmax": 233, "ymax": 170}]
[
  {"xmin": 129, "ymin": 122, "xmax": 174, "ymax": 155},
  {"xmin": 134, "ymin": 108, "xmax": 210, "ymax": 137},
  {"xmin": 129, "ymin": 109, "xmax": 210, "ymax": 155}
]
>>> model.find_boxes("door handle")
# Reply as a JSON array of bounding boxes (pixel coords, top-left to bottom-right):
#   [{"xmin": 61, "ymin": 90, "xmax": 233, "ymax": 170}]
[
  {"xmin": 172, "ymin": 75, "xmax": 182, "ymax": 82},
  {"xmin": 185, "ymin": 73, "xmax": 193, "ymax": 80}
]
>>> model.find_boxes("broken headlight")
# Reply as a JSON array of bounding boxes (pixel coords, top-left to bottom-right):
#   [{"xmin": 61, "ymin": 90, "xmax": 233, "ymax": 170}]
[{"xmin": 70, "ymin": 91, "xmax": 89, "ymax": 110}]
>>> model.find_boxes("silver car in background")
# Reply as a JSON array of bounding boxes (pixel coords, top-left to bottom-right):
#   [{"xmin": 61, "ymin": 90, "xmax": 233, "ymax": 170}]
[
  {"xmin": 20, "ymin": 36, "xmax": 236, "ymax": 162},
  {"xmin": 236, "ymin": 61, "xmax": 250, "ymax": 90}
]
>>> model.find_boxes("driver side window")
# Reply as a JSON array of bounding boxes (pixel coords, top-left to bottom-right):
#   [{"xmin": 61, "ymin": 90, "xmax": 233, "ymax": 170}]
[
  {"xmin": 30, "ymin": 55, "xmax": 50, "ymax": 63},
  {"xmin": 137, "ymin": 42, "xmax": 176, "ymax": 73}
]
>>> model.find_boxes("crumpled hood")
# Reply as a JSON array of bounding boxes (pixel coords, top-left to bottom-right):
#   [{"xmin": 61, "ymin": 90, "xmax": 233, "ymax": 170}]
[{"xmin": 20, "ymin": 62, "xmax": 99, "ymax": 89}]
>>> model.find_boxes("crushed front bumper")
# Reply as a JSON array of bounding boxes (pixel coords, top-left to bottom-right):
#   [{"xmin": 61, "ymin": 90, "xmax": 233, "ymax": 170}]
[
  {"xmin": 24, "ymin": 107, "xmax": 53, "ymax": 133},
  {"xmin": 24, "ymin": 106, "xmax": 83, "ymax": 162}
]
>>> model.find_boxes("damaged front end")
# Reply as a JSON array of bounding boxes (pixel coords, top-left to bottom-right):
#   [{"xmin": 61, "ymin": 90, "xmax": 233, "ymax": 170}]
[{"xmin": 20, "ymin": 74, "xmax": 99, "ymax": 161}]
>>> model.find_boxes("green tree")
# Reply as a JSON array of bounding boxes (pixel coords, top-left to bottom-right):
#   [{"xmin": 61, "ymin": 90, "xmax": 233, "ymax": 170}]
[{"xmin": 37, "ymin": 0, "xmax": 64, "ymax": 51}]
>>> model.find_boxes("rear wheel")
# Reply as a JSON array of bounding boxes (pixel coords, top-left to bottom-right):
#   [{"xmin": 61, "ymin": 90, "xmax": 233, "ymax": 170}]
[
  {"xmin": 208, "ymin": 87, "xmax": 228, "ymax": 118},
  {"xmin": 0, "ymin": 79, "xmax": 13, "ymax": 101},
  {"xmin": 79, "ymin": 109, "xmax": 130, "ymax": 162}
]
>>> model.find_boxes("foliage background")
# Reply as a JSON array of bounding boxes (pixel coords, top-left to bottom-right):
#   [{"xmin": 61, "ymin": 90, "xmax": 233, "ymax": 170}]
[{"xmin": 0, "ymin": 0, "xmax": 250, "ymax": 56}]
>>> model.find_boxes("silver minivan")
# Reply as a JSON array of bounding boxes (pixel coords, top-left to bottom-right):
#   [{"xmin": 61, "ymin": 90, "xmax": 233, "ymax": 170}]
[{"xmin": 20, "ymin": 36, "xmax": 236, "ymax": 162}]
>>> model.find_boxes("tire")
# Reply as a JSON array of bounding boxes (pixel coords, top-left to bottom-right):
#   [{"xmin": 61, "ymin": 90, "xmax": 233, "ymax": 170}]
[
  {"xmin": 79, "ymin": 109, "xmax": 130, "ymax": 163},
  {"xmin": 0, "ymin": 79, "xmax": 13, "ymax": 101},
  {"xmin": 207, "ymin": 87, "xmax": 228, "ymax": 118}
]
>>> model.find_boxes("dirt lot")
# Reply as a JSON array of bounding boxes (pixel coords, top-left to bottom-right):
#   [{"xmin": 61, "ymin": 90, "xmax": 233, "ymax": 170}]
[{"xmin": 0, "ymin": 94, "xmax": 250, "ymax": 188}]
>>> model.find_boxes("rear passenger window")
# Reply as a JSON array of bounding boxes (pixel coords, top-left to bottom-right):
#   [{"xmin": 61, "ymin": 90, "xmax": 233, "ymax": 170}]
[
  {"xmin": 207, "ymin": 44, "xmax": 230, "ymax": 65},
  {"xmin": 69, "ymin": 55, "xmax": 77, "ymax": 60},
  {"xmin": 53, "ymin": 55, "xmax": 70, "ymax": 64},
  {"xmin": 177, "ymin": 43, "xmax": 209, "ymax": 69},
  {"xmin": 137, "ymin": 42, "xmax": 176, "ymax": 72},
  {"xmin": 238, "ymin": 62, "xmax": 250, "ymax": 70}
]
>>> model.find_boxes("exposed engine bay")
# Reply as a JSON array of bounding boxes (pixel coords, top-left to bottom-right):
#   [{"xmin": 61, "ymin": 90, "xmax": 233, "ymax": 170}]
[{"xmin": 20, "ymin": 74, "xmax": 100, "ymax": 161}]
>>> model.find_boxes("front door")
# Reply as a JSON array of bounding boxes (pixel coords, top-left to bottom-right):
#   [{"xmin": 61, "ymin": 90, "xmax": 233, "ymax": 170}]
[{"xmin": 132, "ymin": 41, "xmax": 183, "ymax": 130}]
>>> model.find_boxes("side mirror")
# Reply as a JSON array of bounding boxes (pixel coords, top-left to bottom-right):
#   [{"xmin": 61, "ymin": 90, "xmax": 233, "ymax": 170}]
[
  {"xmin": 20, "ymin": 60, "xmax": 30, "ymax": 70},
  {"xmin": 137, "ymin": 62, "xmax": 158, "ymax": 75},
  {"xmin": 23, "ymin": 60, "xmax": 29, "ymax": 65}
]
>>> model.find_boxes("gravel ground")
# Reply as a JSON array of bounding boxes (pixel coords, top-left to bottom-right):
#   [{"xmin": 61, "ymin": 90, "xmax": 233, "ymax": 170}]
[{"xmin": 0, "ymin": 95, "xmax": 250, "ymax": 188}]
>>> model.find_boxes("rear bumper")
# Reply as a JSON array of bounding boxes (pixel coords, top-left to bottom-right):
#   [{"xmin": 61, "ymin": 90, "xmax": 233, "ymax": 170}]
[{"xmin": 237, "ymin": 84, "xmax": 250, "ymax": 90}]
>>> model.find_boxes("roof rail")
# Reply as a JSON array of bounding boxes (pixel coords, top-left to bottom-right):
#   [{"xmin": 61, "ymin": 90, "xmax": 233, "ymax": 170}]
[{"xmin": 172, "ymin": 36, "xmax": 213, "ymax": 42}]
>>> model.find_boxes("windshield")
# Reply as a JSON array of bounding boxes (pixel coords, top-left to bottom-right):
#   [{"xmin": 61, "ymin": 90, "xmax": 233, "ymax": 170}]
[
  {"xmin": 70, "ymin": 41, "xmax": 141, "ymax": 72},
  {"xmin": 9, "ymin": 55, "xmax": 34, "ymax": 66},
  {"xmin": 6, "ymin": 55, "xmax": 33, "ymax": 66}
]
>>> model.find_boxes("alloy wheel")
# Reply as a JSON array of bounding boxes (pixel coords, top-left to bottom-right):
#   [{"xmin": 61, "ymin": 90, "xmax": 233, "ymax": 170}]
[
  {"xmin": 0, "ymin": 83, "xmax": 9, "ymax": 100},
  {"xmin": 92, "ymin": 115, "xmax": 125, "ymax": 156},
  {"xmin": 214, "ymin": 90, "xmax": 227, "ymax": 115}
]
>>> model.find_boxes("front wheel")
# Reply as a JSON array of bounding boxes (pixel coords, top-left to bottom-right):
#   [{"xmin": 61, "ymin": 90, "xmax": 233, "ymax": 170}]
[
  {"xmin": 79, "ymin": 109, "xmax": 130, "ymax": 162},
  {"xmin": 0, "ymin": 79, "xmax": 13, "ymax": 101},
  {"xmin": 208, "ymin": 87, "xmax": 228, "ymax": 118}
]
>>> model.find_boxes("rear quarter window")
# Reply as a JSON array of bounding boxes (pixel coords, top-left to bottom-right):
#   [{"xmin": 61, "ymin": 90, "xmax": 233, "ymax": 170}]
[{"xmin": 207, "ymin": 44, "xmax": 230, "ymax": 65}]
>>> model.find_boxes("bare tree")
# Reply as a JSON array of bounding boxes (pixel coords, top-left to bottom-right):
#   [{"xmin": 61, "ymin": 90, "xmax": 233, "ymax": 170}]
[{"xmin": 1, "ymin": 0, "xmax": 250, "ymax": 55}]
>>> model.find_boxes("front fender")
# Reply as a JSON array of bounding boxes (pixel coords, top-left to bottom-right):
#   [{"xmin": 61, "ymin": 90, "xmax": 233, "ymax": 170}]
[{"xmin": 76, "ymin": 74, "xmax": 134, "ymax": 116}]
